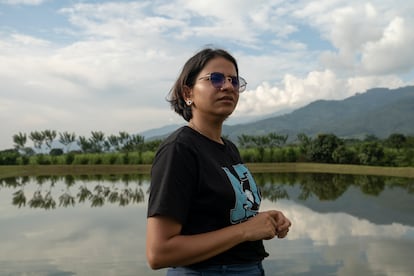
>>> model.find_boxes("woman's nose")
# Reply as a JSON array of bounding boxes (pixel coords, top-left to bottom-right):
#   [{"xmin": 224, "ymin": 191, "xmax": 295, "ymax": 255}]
[{"xmin": 221, "ymin": 77, "xmax": 234, "ymax": 90}]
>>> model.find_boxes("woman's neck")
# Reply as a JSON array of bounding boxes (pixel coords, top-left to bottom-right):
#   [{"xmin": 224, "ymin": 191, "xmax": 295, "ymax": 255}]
[{"xmin": 188, "ymin": 119, "xmax": 223, "ymax": 144}]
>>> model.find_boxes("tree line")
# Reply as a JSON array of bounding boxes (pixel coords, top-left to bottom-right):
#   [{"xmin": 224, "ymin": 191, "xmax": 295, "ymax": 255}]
[{"xmin": 0, "ymin": 130, "xmax": 413, "ymax": 167}]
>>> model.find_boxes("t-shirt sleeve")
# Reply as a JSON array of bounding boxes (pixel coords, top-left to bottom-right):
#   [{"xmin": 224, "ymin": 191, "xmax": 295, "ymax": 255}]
[{"xmin": 147, "ymin": 140, "xmax": 198, "ymax": 224}]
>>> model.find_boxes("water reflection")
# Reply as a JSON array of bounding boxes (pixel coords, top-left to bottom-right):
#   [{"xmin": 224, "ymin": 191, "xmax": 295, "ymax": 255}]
[
  {"xmin": 0, "ymin": 174, "xmax": 149, "ymax": 209},
  {"xmin": 255, "ymin": 172, "xmax": 414, "ymax": 201},
  {"xmin": 0, "ymin": 173, "xmax": 413, "ymax": 276},
  {"xmin": 1, "ymin": 173, "xmax": 413, "ymax": 210}
]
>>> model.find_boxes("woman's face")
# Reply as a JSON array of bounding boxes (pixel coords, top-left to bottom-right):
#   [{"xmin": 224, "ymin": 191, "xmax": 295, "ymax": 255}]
[{"xmin": 188, "ymin": 57, "xmax": 240, "ymax": 122}]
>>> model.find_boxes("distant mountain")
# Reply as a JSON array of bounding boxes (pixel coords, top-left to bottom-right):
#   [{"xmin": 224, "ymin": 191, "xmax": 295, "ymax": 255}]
[
  {"xmin": 143, "ymin": 86, "xmax": 414, "ymax": 142},
  {"xmin": 224, "ymin": 86, "xmax": 414, "ymax": 141},
  {"xmin": 139, "ymin": 124, "xmax": 184, "ymax": 139}
]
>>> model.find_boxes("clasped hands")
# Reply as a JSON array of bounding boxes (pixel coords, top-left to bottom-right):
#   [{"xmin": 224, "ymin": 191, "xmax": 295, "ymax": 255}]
[{"xmin": 243, "ymin": 210, "xmax": 292, "ymax": 241}]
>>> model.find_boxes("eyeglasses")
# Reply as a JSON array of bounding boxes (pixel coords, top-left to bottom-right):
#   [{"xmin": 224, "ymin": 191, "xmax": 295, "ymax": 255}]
[{"xmin": 198, "ymin": 72, "xmax": 247, "ymax": 93}]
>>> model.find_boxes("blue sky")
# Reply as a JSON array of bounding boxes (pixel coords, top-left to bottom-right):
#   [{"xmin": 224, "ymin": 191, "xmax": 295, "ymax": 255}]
[{"xmin": 1, "ymin": 0, "xmax": 414, "ymax": 149}]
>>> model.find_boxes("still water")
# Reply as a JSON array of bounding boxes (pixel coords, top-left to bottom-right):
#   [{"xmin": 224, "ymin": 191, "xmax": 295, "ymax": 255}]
[{"xmin": 0, "ymin": 173, "xmax": 413, "ymax": 276}]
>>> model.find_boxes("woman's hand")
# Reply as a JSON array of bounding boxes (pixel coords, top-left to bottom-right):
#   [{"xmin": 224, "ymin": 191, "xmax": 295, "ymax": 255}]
[{"xmin": 242, "ymin": 210, "xmax": 292, "ymax": 241}]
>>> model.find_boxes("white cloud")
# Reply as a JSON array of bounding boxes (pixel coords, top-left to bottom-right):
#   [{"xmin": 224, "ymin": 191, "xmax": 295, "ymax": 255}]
[
  {"xmin": 361, "ymin": 17, "xmax": 414, "ymax": 74},
  {"xmin": 0, "ymin": 0, "xmax": 46, "ymax": 5},
  {"xmin": 294, "ymin": 1, "xmax": 414, "ymax": 76},
  {"xmin": 235, "ymin": 70, "xmax": 348, "ymax": 116},
  {"xmin": 0, "ymin": 0, "xmax": 414, "ymax": 149}
]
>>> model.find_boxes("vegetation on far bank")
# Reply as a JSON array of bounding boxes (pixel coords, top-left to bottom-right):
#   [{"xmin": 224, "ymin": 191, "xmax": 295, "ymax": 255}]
[
  {"xmin": 1, "ymin": 163, "xmax": 414, "ymax": 180},
  {"xmin": 1, "ymin": 130, "xmax": 413, "ymax": 170}
]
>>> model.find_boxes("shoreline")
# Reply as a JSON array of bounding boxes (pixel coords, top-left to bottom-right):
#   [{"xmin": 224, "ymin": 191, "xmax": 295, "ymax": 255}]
[{"xmin": 1, "ymin": 163, "xmax": 413, "ymax": 179}]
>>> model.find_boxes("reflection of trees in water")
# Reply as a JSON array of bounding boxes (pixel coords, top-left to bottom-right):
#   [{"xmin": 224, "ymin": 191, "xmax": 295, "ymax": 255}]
[
  {"xmin": 1, "ymin": 173, "xmax": 413, "ymax": 207},
  {"xmin": 0, "ymin": 174, "xmax": 149, "ymax": 209},
  {"xmin": 298, "ymin": 174, "xmax": 352, "ymax": 201},
  {"xmin": 255, "ymin": 173, "xmax": 414, "ymax": 202}
]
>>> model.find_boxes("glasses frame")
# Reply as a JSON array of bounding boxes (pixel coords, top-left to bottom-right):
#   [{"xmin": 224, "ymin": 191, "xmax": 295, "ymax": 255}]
[{"xmin": 198, "ymin": 72, "xmax": 247, "ymax": 93}]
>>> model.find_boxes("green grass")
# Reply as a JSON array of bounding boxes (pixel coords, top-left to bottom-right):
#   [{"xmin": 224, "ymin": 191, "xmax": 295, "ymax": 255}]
[
  {"xmin": 0, "ymin": 164, "xmax": 151, "ymax": 179},
  {"xmin": 1, "ymin": 163, "xmax": 413, "ymax": 179},
  {"xmin": 246, "ymin": 163, "xmax": 414, "ymax": 178}
]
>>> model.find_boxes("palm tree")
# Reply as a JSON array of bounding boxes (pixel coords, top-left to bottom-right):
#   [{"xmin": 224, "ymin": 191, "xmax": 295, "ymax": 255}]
[
  {"xmin": 42, "ymin": 129, "xmax": 57, "ymax": 152},
  {"xmin": 106, "ymin": 134, "xmax": 119, "ymax": 152},
  {"xmin": 118, "ymin": 131, "xmax": 130, "ymax": 151},
  {"xmin": 238, "ymin": 134, "xmax": 255, "ymax": 148},
  {"xmin": 59, "ymin": 131, "xmax": 76, "ymax": 153},
  {"xmin": 13, "ymin": 132, "xmax": 27, "ymax": 153},
  {"xmin": 29, "ymin": 131, "xmax": 45, "ymax": 153},
  {"xmin": 78, "ymin": 136, "xmax": 92, "ymax": 153},
  {"xmin": 123, "ymin": 134, "xmax": 144, "ymax": 152},
  {"xmin": 90, "ymin": 131, "xmax": 105, "ymax": 152}
]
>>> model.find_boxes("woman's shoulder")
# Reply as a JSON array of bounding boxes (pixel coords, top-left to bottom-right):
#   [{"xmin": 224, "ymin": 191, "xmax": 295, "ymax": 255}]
[
  {"xmin": 162, "ymin": 126, "xmax": 194, "ymax": 143},
  {"xmin": 157, "ymin": 126, "xmax": 197, "ymax": 151}
]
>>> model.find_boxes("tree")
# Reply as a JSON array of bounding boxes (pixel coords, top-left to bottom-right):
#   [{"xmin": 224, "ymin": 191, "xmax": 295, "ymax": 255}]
[
  {"xmin": 385, "ymin": 133, "xmax": 406, "ymax": 150},
  {"xmin": 267, "ymin": 133, "xmax": 288, "ymax": 148},
  {"xmin": 59, "ymin": 131, "xmax": 76, "ymax": 153},
  {"xmin": 267, "ymin": 133, "xmax": 288, "ymax": 161},
  {"xmin": 89, "ymin": 131, "xmax": 105, "ymax": 153},
  {"xmin": 332, "ymin": 145, "xmax": 356, "ymax": 164},
  {"xmin": 309, "ymin": 134, "xmax": 343, "ymax": 163},
  {"xmin": 238, "ymin": 134, "xmax": 255, "ymax": 148},
  {"xmin": 78, "ymin": 136, "xmax": 92, "ymax": 153},
  {"xmin": 238, "ymin": 133, "xmax": 289, "ymax": 162},
  {"xmin": 106, "ymin": 134, "xmax": 119, "ymax": 152},
  {"xmin": 357, "ymin": 142, "xmax": 384, "ymax": 165},
  {"xmin": 42, "ymin": 130, "xmax": 57, "ymax": 151},
  {"xmin": 296, "ymin": 133, "xmax": 311, "ymax": 159},
  {"xmin": 118, "ymin": 131, "xmax": 130, "ymax": 149},
  {"xmin": 13, "ymin": 132, "xmax": 27, "ymax": 154},
  {"xmin": 29, "ymin": 131, "xmax": 45, "ymax": 153},
  {"xmin": 122, "ymin": 134, "xmax": 145, "ymax": 152},
  {"xmin": 143, "ymin": 139, "xmax": 163, "ymax": 152}
]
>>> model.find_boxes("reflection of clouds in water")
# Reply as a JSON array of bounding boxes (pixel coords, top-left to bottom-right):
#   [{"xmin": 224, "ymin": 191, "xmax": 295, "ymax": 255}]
[
  {"xmin": 365, "ymin": 240, "xmax": 414, "ymax": 276},
  {"xmin": 1, "ymin": 178, "xmax": 413, "ymax": 276},
  {"xmin": 262, "ymin": 199, "xmax": 414, "ymax": 276},
  {"xmin": 0, "ymin": 204, "xmax": 164, "ymax": 275},
  {"xmin": 261, "ymin": 199, "xmax": 412, "ymax": 245}
]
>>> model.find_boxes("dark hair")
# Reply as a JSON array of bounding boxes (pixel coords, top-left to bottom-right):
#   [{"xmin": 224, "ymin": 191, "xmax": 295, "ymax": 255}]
[{"xmin": 167, "ymin": 47, "xmax": 239, "ymax": 121}]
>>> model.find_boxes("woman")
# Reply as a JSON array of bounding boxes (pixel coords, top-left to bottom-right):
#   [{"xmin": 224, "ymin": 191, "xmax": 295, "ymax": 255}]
[{"xmin": 146, "ymin": 47, "xmax": 291, "ymax": 275}]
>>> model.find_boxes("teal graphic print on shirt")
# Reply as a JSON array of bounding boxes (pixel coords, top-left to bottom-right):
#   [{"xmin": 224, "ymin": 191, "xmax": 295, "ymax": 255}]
[{"xmin": 223, "ymin": 164, "xmax": 261, "ymax": 224}]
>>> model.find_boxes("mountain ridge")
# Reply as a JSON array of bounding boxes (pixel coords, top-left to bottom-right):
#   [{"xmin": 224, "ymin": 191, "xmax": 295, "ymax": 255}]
[{"xmin": 141, "ymin": 86, "xmax": 414, "ymax": 141}]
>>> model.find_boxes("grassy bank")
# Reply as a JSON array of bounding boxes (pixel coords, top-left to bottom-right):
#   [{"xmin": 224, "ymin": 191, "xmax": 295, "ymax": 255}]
[
  {"xmin": 246, "ymin": 163, "xmax": 414, "ymax": 178},
  {"xmin": 0, "ymin": 164, "xmax": 151, "ymax": 179},
  {"xmin": 1, "ymin": 163, "xmax": 413, "ymax": 179}
]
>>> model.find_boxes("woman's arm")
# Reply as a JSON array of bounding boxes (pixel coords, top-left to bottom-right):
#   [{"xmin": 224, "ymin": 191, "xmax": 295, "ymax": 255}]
[{"xmin": 146, "ymin": 210, "xmax": 291, "ymax": 269}]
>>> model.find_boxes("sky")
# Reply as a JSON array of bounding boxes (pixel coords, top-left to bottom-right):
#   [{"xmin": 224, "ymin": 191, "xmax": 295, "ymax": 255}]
[{"xmin": 1, "ymin": 0, "xmax": 414, "ymax": 150}]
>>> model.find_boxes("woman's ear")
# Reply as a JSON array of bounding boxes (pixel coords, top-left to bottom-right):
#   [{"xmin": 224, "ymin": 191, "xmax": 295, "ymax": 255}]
[{"xmin": 183, "ymin": 85, "xmax": 192, "ymax": 102}]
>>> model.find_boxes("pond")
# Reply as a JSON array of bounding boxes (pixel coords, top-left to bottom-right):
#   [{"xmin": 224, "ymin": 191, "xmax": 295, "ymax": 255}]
[{"xmin": 0, "ymin": 173, "xmax": 413, "ymax": 276}]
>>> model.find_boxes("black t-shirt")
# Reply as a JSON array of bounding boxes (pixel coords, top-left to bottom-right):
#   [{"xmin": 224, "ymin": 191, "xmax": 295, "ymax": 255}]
[{"xmin": 147, "ymin": 126, "xmax": 268, "ymax": 267}]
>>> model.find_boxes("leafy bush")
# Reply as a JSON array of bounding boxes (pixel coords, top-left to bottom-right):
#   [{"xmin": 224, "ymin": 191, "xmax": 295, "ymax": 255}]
[
  {"xmin": 141, "ymin": 151, "xmax": 156, "ymax": 164},
  {"xmin": 49, "ymin": 148, "xmax": 64, "ymax": 156},
  {"xmin": 65, "ymin": 153, "xmax": 75, "ymax": 165},
  {"xmin": 0, "ymin": 149, "xmax": 19, "ymax": 165}
]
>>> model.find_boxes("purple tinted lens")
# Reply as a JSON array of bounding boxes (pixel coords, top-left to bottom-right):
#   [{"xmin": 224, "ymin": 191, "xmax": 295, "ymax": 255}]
[
  {"xmin": 209, "ymin": 73, "xmax": 225, "ymax": 88},
  {"xmin": 210, "ymin": 73, "xmax": 239, "ymax": 89},
  {"xmin": 230, "ymin": 76, "xmax": 239, "ymax": 88}
]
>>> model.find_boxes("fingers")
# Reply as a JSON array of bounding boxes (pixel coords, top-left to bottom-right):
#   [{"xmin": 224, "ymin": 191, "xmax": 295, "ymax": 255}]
[
  {"xmin": 265, "ymin": 210, "xmax": 292, "ymax": 239},
  {"xmin": 276, "ymin": 227, "xmax": 289, "ymax": 239},
  {"xmin": 244, "ymin": 212, "xmax": 278, "ymax": 241},
  {"xmin": 277, "ymin": 217, "xmax": 291, "ymax": 233},
  {"xmin": 244, "ymin": 210, "xmax": 292, "ymax": 241}
]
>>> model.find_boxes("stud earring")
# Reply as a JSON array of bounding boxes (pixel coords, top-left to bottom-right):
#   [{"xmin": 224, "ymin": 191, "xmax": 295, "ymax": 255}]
[{"xmin": 186, "ymin": 100, "xmax": 193, "ymax": 105}]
